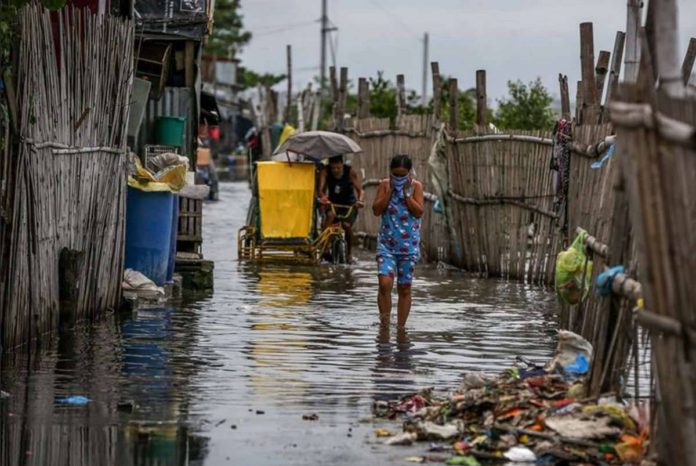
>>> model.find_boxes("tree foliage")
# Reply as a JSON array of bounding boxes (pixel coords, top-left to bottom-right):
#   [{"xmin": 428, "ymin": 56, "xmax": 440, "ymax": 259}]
[
  {"xmin": 239, "ymin": 69, "xmax": 286, "ymax": 89},
  {"xmin": 205, "ymin": 0, "xmax": 251, "ymax": 57},
  {"xmin": 493, "ymin": 78, "xmax": 555, "ymax": 130}
]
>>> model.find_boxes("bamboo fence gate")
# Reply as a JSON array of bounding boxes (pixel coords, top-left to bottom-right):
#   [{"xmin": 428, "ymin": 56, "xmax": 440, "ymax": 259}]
[{"xmin": 0, "ymin": 5, "xmax": 134, "ymax": 350}]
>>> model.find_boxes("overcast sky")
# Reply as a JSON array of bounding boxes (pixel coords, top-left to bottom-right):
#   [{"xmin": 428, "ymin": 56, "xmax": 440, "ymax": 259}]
[{"xmin": 238, "ymin": 0, "xmax": 696, "ymax": 103}]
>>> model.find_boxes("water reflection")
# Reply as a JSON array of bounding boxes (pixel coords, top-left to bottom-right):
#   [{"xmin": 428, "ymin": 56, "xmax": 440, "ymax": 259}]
[
  {"xmin": 0, "ymin": 304, "xmax": 210, "ymax": 466},
  {"xmin": 373, "ymin": 325, "xmax": 415, "ymax": 401}
]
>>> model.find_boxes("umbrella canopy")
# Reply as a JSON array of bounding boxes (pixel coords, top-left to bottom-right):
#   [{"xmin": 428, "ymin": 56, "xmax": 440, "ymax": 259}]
[{"xmin": 273, "ymin": 131, "xmax": 362, "ymax": 159}]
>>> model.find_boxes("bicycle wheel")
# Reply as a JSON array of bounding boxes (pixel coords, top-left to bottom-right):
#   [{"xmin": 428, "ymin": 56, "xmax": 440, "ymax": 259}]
[{"xmin": 331, "ymin": 236, "xmax": 347, "ymax": 264}]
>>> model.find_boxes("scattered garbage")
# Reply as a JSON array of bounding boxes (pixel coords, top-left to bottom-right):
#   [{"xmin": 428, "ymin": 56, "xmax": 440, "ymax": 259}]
[
  {"xmin": 504, "ymin": 446, "xmax": 536, "ymax": 462},
  {"xmin": 545, "ymin": 330, "xmax": 593, "ymax": 380},
  {"xmin": 55, "ymin": 395, "xmax": 90, "ymax": 405},
  {"xmin": 372, "ymin": 357, "xmax": 649, "ymax": 464},
  {"xmin": 385, "ymin": 432, "xmax": 418, "ymax": 446},
  {"xmin": 555, "ymin": 228, "xmax": 593, "ymax": 305},
  {"xmin": 122, "ymin": 268, "xmax": 165, "ymax": 299}
]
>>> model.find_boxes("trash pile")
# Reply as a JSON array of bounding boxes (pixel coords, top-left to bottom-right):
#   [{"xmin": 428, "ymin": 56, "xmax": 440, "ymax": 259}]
[{"xmin": 371, "ymin": 332, "xmax": 650, "ymax": 465}]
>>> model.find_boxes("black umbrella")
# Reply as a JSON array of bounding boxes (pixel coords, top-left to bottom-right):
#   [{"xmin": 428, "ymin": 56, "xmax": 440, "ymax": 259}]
[{"xmin": 273, "ymin": 131, "xmax": 363, "ymax": 159}]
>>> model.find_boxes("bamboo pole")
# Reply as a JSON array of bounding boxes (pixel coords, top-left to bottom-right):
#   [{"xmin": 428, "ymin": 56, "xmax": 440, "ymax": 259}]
[
  {"xmin": 653, "ymin": 0, "xmax": 684, "ymax": 96},
  {"xmin": 605, "ymin": 31, "xmax": 626, "ymax": 104},
  {"xmin": 681, "ymin": 37, "xmax": 696, "ymax": 85},
  {"xmin": 625, "ymin": 0, "xmax": 642, "ymax": 83},
  {"xmin": 595, "ymin": 50, "xmax": 611, "ymax": 104}
]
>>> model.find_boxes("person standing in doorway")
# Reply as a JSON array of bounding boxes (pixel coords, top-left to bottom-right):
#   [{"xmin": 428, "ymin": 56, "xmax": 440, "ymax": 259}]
[{"xmin": 372, "ymin": 154, "xmax": 424, "ymax": 327}]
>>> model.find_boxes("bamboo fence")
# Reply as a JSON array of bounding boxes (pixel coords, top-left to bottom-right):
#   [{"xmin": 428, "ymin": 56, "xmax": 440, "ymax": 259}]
[
  {"xmin": 0, "ymin": 5, "xmax": 134, "ymax": 350},
  {"xmin": 610, "ymin": 87, "xmax": 696, "ymax": 465}
]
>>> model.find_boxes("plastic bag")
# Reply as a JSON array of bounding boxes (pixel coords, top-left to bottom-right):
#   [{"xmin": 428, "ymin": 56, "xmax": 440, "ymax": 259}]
[
  {"xmin": 555, "ymin": 229, "xmax": 593, "ymax": 305},
  {"xmin": 128, "ymin": 156, "xmax": 188, "ymax": 192}
]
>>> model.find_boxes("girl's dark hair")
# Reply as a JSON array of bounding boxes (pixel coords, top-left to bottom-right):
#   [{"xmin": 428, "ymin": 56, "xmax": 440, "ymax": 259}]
[{"xmin": 390, "ymin": 154, "xmax": 412, "ymax": 170}]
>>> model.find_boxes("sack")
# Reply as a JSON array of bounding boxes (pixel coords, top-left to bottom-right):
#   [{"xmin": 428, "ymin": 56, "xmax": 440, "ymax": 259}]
[{"xmin": 555, "ymin": 229, "xmax": 593, "ymax": 305}]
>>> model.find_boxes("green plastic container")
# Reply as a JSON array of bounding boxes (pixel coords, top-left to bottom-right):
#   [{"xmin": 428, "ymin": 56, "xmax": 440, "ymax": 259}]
[{"xmin": 155, "ymin": 116, "xmax": 186, "ymax": 148}]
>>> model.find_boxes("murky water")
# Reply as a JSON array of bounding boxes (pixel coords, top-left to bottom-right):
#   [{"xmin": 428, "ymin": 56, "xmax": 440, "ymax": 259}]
[{"xmin": 0, "ymin": 182, "xmax": 559, "ymax": 465}]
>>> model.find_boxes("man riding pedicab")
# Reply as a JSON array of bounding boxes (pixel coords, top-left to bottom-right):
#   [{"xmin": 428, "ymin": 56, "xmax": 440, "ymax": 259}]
[{"xmin": 318, "ymin": 155, "xmax": 364, "ymax": 262}]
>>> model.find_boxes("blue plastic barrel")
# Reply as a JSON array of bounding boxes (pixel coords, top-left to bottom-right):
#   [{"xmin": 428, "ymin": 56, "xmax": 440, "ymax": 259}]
[
  {"xmin": 125, "ymin": 187, "xmax": 174, "ymax": 286},
  {"xmin": 166, "ymin": 194, "xmax": 179, "ymax": 284}
]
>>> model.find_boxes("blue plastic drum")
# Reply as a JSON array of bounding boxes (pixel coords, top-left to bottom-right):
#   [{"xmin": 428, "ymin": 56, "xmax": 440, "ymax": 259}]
[{"xmin": 125, "ymin": 187, "xmax": 174, "ymax": 286}]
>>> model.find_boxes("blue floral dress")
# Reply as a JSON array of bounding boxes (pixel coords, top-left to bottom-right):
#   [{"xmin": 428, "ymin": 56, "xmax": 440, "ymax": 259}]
[{"xmin": 376, "ymin": 190, "xmax": 421, "ymax": 286}]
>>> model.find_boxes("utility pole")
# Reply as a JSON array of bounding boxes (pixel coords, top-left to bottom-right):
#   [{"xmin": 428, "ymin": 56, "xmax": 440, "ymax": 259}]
[
  {"xmin": 320, "ymin": 0, "xmax": 328, "ymax": 95},
  {"xmin": 286, "ymin": 44, "xmax": 292, "ymax": 123},
  {"xmin": 422, "ymin": 32, "xmax": 429, "ymax": 107}
]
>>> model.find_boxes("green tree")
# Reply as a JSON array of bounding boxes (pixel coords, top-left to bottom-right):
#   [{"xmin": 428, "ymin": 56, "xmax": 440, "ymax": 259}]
[
  {"xmin": 239, "ymin": 68, "xmax": 286, "ymax": 89},
  {"xmin": 493, "ymin": 78, "xmax": 555, "ymax": 130},
  {"xmin": 205, "ymin": 0, "xmax": 251, "ymax": 57}
]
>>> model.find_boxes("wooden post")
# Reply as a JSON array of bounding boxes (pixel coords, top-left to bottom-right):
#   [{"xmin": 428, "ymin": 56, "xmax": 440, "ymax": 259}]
[
  {"xmin": 558, "ymin": 74, "xmax": 571, "ymax": 120},
  {"xmin": 625, "ymin": 0, "xmax": 642, "ymax": 83},
  {"xmin": 59, "ymin": 248, "xmax": 84, "ymax": 331},
  {"xmin": 337, "ymin": 66, "xmax": 348, "ymax": 131},
  {"xmin": 580, "ymin": 22, "xmax": 598, "ymax": 122},
  {"xmin": 681, "ymin": 37, "xmax": 696, "ymax": 85},
  {"xmin": 654, "ymin": 0, "xmax": 683, "ymax": 96},
  {"xmin": 475, "ymin": 69, "xmax": 487, "ymax": 129},
  {"xmin": 311, "ymin": 90, "xmax": 321, "ymax": 131},
  {"xmin": 605, "ymin": 31, "xmax": 626, "ymax": 104},
  {"xmin": 575, "ymin": 80, "xmax": 583, "ymax": 123},
  {"xmin": 285, "ymin": 44, "xmax": 292, "ymax": 123},
  {"xmin": 448, "ymin": 78, "xmax": 458, "ymax": 131},
  {"xmin": 595, "ymin": 50, "xmax": 611, "ymax": 103},
  {"xmin": 396, "ymin": 74, "xmax": 406, "ymax": 127},
  {"xmin": 357, "ymin": 77, "xmax": 370, "ymax": 119},
  {"xmin": 329, "ymin": 66, "xmax": 338, "ymax": 129},
  {"xmin": 431, "ymin": 62, "xmax": 442, "ymax": 121},
  {"xmin": 296, "ymin": 90, "xmax": 305, "ymax": 132}
]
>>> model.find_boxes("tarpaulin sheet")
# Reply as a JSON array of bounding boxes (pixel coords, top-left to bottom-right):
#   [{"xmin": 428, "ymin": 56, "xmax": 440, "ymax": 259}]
[{"xmin": 257, "ymin": 162, "xmax": 315, "ymax": 239}]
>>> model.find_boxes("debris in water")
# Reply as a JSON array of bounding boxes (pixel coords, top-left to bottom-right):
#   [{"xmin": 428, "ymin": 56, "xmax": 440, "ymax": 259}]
[
  {"xmin": 371, "ymin": 362, "xmax": 650, "ymax": 464},
  {"xmin": 55, "ymin": 395, "xmax": 90, "ymax": 405},
  {"xmin": 302, "ymin": 413, "xmax": 319, "ymax": 421},
  {"xmin": 255, "ymin": 410, "xmax": 265, "ymax": 415},
  {"xmin": 385, "ymin": 432, "xmax": 417, "ymax": 446}
]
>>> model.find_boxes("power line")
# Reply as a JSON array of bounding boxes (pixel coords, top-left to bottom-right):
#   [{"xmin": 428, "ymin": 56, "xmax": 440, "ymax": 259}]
[
  {"xmin": 365, "ymin": 0, "xmax": 420, "ymax": 40},
  {"xmin": 253, "ymin": 21, "xmax": 318, "ymax": 37}
]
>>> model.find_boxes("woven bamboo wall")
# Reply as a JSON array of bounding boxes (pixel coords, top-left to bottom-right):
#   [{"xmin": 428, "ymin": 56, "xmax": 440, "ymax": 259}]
[
  {"xmin": 445, "ymin": 131, "xmax": 560, "ymax": 284},
  {"xmin": 0, "ymin": 6, "xmax": 133, "ymax": 350}
]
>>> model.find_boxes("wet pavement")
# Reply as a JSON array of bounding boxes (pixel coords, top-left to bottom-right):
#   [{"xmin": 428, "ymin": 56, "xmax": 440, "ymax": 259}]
[{"xmin": 0, "ymin": 182, "xmax": 559, "ymax": 465}]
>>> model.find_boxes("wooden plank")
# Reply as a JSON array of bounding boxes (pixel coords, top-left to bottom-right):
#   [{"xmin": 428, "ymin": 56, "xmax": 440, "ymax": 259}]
[
  {"xmin": 580, "ymin": 22, "xmax": 599, "ymax": 122},
  {"xmin": 448, "ymin": 78, "xmax": 458, "ymax": 131},
  {"xmin": 475, "ymin": 69, "xmax": 487, "ymax": 129},
  {"xmin": 653, "ymin": 0, "xmax": 684, "ymax": 96},
  {"xmin": 431, "ymin": 62, "xmax": 441, "ymax": 121},
  {"xmin": 558, "ymin": 74, "xmax": 570, "ymax": 120},
  {"xmin": 357, "ymin": 77, "xmax": 370, "ymax": 118},
  {"xmin": 625, "ymin": 0, "xmax": 642, "ymax": 83}
]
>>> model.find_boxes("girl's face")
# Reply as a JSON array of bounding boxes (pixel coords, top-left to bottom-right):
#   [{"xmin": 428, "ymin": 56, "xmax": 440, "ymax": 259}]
[{"xmin": 391, "ymin": 167, "xmax": 409, "ymax": 177}]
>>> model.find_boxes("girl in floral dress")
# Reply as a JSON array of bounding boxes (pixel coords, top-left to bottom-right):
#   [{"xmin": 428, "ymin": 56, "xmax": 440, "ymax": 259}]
[{"xmin": 372, "ymin": 154, "xmax": 424, "ymax": 328}]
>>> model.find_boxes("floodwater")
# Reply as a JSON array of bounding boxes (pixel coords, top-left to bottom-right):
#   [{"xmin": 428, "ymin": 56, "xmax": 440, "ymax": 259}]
[{"xmin": 0, "ymin": 182, "xmax": 559, "ymax": 466}]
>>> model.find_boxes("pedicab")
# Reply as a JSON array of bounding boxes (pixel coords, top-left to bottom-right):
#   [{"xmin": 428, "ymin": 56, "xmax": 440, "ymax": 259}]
[{"xmin": 237, "ymin": 131, "xmax": 362, "ymax": 264}]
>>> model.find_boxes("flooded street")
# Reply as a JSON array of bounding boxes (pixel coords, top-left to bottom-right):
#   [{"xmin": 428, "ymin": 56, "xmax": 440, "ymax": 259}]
[{"xmin": 0, "ymin": 182, "xmax": 559, "ymax": 465}]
